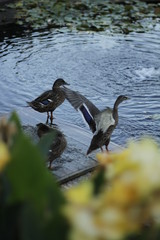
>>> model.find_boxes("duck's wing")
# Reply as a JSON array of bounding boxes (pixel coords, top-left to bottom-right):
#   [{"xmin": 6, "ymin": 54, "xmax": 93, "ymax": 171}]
[
  {"xmin": 34, "ymin": 90, "xmax": 53, "ymax": 103},
  {"xmin": 63, "ymin": 87, "xmax": 100, "ymax": 117},
  {"xmin": 94, "ymin": 107, "xmax": 115, "ymax": 134},
  {"xmin": 63, "ymin": 87, "xmax": 100, "ymax": 133},
  {"xmin": 78, "ymin": 103, "xmax": 97, "ymax": 133},
  {"xmin": 27, "ymin": 90, "xmax": 56, "ymax": 111}
]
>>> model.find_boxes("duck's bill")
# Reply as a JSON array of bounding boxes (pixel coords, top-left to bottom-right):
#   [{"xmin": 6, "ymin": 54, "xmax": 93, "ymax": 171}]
[{"xmin": 64, "ymin": 81, "xmax": 70, "ymax": 85}]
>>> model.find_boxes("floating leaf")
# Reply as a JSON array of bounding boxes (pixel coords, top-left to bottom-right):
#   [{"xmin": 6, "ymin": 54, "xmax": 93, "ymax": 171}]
[{"xmin": 1, "ymin": 1, "xmax": 160, "ymax": 34}]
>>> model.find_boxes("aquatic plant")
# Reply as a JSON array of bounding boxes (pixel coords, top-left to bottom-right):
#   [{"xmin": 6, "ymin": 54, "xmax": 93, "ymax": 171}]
[{"xmin": 1, "ymin": 0, "xmax": 160, "ymax": 33}]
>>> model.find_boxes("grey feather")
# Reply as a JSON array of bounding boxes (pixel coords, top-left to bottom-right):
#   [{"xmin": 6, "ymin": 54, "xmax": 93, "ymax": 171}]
[
  {"xmin": 63, "ymin": 87, "xmax": 100, "ymax": 117},
  {"xmin": 95, "ymin": 108, "xmax": 115, "ymax": 134}
]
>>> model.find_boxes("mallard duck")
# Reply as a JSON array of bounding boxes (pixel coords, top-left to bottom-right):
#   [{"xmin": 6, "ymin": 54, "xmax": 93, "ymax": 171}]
[
  {"xmin": 37, "ymin": 123, "xmax": 67, "ymax": 169},
  {"xmin": 63, "ymin": 87, "xmax": 129, "ymax": 154},
  {"xmin": 27, "ymin": 78, "xmax": 69, "ymax": 123}
]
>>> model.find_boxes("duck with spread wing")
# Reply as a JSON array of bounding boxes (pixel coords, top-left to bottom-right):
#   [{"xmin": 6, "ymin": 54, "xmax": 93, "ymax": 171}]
[{"xmin": 63, "ymin": 87, "xmax": 129, "ymax": 155}]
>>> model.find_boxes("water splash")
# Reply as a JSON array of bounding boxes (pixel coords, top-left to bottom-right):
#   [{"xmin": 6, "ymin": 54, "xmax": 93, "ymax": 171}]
[{"xmin": 135, "ymin": 67, "xmax": 160, "ymax": 80}]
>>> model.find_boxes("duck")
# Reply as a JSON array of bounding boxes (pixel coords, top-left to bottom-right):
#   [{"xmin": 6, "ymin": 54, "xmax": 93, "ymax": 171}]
[
  {"xmin": 37, "ymin": 123, "xmax": 67, "ymax": 169},
  {"xmin": 27, "ymin": 78, "xmax": 69, "ymax": 123},
  {"xmin": 63, "ymin": 87, "xmax": 129, "ymax": 155}
]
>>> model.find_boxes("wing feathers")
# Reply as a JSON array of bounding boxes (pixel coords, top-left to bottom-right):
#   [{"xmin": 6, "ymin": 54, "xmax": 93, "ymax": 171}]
[
  {"xmin": 63, "ymin": 87, "xmax": 100, "ymax": 117},
  {"xmin": 41, "ymin": 99, "xmax": 53, "ymax": 106},
  {"xmin": 78, "ymin": 104, "xmax": 96, "ymax": 133}
]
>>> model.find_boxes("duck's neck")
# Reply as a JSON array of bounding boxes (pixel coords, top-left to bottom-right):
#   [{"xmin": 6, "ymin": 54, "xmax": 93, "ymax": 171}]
[
  {"xmin": 112, "ymin": 100, "xmax": 120, "ymax": 125},
  {"xmin": 52, "ymin": 84, "xmax": 59, "ymax": 90}
]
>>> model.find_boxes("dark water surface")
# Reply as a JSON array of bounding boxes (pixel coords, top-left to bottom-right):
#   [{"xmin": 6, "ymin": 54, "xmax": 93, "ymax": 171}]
[{"xmin": 0, "ymin": 28, "xmax": 160, "ymax": 146}]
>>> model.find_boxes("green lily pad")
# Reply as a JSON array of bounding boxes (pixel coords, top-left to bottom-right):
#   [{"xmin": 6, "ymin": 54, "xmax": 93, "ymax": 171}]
[{"xmin": 0, "ymin": 0, "xmax": 159, "ymax": 34}]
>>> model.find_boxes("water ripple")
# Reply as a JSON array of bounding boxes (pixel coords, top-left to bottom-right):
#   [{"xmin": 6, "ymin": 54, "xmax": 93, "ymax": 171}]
[{"xmin": 0, "ymin": 30, "xmax": 160, "ymax": 145}]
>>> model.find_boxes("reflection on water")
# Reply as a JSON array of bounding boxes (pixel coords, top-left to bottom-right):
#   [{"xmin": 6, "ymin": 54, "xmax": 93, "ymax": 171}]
[{"xmin": 0, "ymin": 29, "xmax": 160, "ymax": 146}]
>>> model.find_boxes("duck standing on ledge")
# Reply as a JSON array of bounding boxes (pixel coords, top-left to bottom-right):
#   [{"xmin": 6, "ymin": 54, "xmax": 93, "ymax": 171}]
[
  {"xmin": 63, "ymin": 87, "xmax": 129, "ymax": 155},
  {"xmin": 27, "ymin": 78, "xmax": 69, "ymax": 123},
  {"xmin": 37, "ymin": 123, "xmax": 67, "ymax": 169}
]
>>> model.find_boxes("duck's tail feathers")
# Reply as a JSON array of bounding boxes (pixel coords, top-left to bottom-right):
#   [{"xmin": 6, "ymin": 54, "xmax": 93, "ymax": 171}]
[
  {"xmin": 26, "ymin": 101, "xmax": 41, "ymax": 110},
  {"xmin": 27, "ymin": 101, "xmax": 32, "ymax": 106},
  {"xmin": 23, "ymin": 104, "xmax": 30, "ymax": 107},
  {"xmin": 78, "ymin": 103, "xmax": 96, "ymax": 133},
  {"xmin": 24, "ymin": 102, "xmax": 31, "ymax": 107}
]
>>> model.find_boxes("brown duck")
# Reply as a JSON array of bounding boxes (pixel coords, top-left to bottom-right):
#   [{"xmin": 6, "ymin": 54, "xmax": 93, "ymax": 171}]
[
  {"xmin": 63, "ymin": 87, "xmax": 129, "ymax": 155},
  {"xmin": 27, "ymin": 78, "xmax": 69, "ymax": 123},
  {"xmin": 37, "ymin": 123, "xmax": 67, "ymax": 169}
]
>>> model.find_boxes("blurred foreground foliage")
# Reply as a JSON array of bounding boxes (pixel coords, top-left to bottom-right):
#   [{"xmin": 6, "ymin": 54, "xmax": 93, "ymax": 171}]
[
  {"xmin": 65, "ymin": 138, "xmax": 160, "ymax": 240},
  {"xmin": 1, "ymin": 112, "xmax": 160, "ymax": 240},
  {"xmin": 0, "ymin": 113, "xmax": 69, "ymax": 240},
  {"xmin": 1, "ymin": 0, "xmax": 160, "ymax": 33}
]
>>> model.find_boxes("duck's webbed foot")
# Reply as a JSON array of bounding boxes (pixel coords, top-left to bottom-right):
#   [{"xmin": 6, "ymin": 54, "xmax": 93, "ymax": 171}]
[
  {"xmin": 48, "ymin": 161, "xmax": 54, "ymax": 170},
  {"xmin": 105, "ymin": 146, "xmax": 109, "ymax": 152},
  {"xmin": 100, "ymin": 147, "xmax": 104, "ymax": 152},
  {"xmin": 101, "ymin": 146, "xmax": 109, "ymax": 152}
]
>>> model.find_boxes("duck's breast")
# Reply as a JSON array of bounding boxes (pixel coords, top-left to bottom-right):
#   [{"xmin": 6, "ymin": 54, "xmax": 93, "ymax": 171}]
[{"xmin": 95, "ymin": 108, "xmax": 115, "ymax": 133}]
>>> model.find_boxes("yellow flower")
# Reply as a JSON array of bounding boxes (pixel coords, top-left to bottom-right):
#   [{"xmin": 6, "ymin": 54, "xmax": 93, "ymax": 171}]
[
  {"xmin": 0, "ymin": 141, "xmax": 10, "ymax": 172},
  {"xmin": 65, "ymin": 181, "xmax": 93, "ymax": 205},
  {"xmin": 93, "ymin": 206, "xmax": 139, "ymax": 240},
  {"xmin": 64, "ymin": 138, "xmax": 160, "ymax": 240},
  {"xmin": 96, "ymin": 151, "xmax": 111, "ymax": 166},
  {"xmin": 98, "ymin": 139, "xmax": 160, "ymax": 198},
  {"xmin": 104, "ymin": 179, "xmax": 139, "ymax": 206},
  {"xmin": 127, "ymin": 139, "xmax": 160, "ymax": 197},
  {"xmin": 0, "ymin": 117, "xmax": 17, "ymax": 146}
]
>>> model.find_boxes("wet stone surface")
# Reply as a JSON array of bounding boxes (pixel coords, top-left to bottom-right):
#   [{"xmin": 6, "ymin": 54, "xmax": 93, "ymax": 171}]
[{"xmin": 18, "ymin": 108, "xmax": 120, "ymax": 184}]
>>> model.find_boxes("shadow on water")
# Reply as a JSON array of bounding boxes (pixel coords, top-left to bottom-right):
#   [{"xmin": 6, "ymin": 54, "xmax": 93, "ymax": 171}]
[{"xmin": 0, "ymin": 26, "xmax": 160, "ymax": 146}]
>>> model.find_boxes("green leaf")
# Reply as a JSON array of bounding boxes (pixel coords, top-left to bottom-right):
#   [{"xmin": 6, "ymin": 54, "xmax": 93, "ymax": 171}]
[
  {"xmin": 37, "ymin": 131, "xmax": 57, "ymax": 159},
  {"xmin": 92, "ymin": 166, "xmax": 106, "ymax": 195},
  {"xmin": 6, "ymin": 132, "xmax": 63, "ymax": 211},
  {"xmin": 9, "ymin": 111, "xmax": 22, "ymax": 134},
  {"xmin": 3, "ymin": 114, "xmax": 69, "ymax": 240}
]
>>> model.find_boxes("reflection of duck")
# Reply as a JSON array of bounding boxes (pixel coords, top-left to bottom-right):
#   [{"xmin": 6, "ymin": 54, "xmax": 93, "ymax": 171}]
[
  {"xmin": 37, "ymin": 123, "xmax": 67, "ymax": 169},
  {"xmin": 63, "ymin": 87, "xmax": 129, "ymax": 154},
  {"xmin": 27, "ymin": 78, "xmax": 69, "ymax": 123}
]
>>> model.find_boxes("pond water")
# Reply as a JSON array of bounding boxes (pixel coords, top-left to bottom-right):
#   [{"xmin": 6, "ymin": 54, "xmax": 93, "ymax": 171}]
[{"xmin": 0, "ymin": 28, "xmax": 160, "ymax": 147}]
